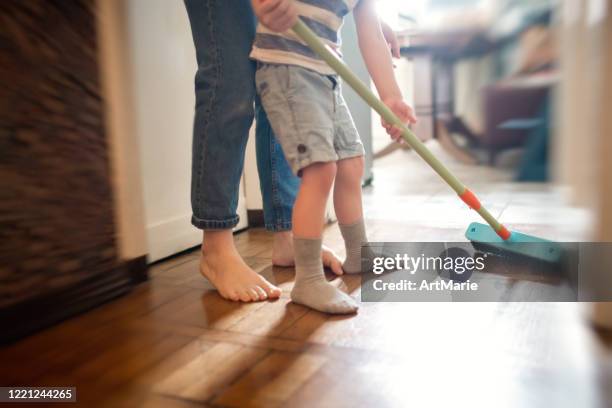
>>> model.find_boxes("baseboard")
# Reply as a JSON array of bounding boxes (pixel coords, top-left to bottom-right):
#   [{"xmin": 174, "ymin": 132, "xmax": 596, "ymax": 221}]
[
  {"xmin": 246, "ymin": 205, "xmax": 341, "ymax": 228},
  {"xmin": 247, "ymin": 209, "xmax": 265, "ymax": 228},
  {"xmin": 0, "ymin": 264, "xmax": 135, "ymax": 345},
  {"xmin": 146, "ymin": 214, "xmax": 202, "ymax": 262},
  {"xmin": 126, "ymin": 255, "xmax": 149, "ymax": 283}
]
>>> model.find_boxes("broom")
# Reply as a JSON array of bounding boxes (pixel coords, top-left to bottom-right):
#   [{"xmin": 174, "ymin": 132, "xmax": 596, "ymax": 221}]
[{"xmin": 291, "ymin": 19, "xmax": 561, "ymax": 263}]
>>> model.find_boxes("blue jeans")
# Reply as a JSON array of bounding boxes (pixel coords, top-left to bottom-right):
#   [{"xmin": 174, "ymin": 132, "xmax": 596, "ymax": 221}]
[{"xmin": 184, "ymin": 0, "xmax": 299, "ymax": 231}]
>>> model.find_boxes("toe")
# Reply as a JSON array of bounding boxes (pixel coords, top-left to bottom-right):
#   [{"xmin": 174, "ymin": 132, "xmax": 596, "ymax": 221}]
[
  {"xmin": 254, "ymin": 286, "xmax": 268, "ymax": 301},
  {"xmin": 226, "ymin": 291, "xmax": 240, "ymax": 302},
  {"xmin": 258, "ymin": 278, "xmax": 281, "ymax": 299},
  {"xmin": 238, "ymin": 290, "xmax": 252, "ymax": 303},
  {"xmin": 247, "ymin": 287, "xmax": 260, "ymax": 302},
  {"xmin": 266, "ymin": 284, "xmax": 282, "ymax": 299}
]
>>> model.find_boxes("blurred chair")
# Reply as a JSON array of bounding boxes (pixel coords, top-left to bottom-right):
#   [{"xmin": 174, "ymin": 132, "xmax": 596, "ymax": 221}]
[{"xmin": 481, "ymin": 74, "xmax": 553, "ymax": 166}]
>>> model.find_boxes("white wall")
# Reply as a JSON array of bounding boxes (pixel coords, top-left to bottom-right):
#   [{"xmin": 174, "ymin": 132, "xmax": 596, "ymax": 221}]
[
  {"xmin": 127, "ymin": 0, "xmax": 247, "ymax": 262},
  {"xmin": 244, "ymin": 129, "xmax": 262, "ymax": 211},
  {"xmin": 97, "ymin": 0, "xmax": 148, "ymax": 261}
]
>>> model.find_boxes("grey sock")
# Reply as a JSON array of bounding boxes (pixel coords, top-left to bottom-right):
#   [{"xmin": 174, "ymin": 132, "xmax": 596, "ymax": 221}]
[
  {"xmin": 339, "ymin": 219, "xmax": 371, "ymax": 273},
  {"xmin": 291, "ymin": 237, "xmax": 358, "ymax": 314}
]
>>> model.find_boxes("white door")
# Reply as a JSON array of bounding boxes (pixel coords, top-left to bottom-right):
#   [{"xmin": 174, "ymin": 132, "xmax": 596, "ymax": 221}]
[{"xmin": 127, "ymin": 0, "xmax": 248, "ymax": 262}]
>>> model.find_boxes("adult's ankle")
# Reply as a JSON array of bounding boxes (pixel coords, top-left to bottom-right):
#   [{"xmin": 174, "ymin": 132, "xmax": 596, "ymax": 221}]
[{"xmin": 202, "ymin": 229, "xmax": 235, "ymax": 254}]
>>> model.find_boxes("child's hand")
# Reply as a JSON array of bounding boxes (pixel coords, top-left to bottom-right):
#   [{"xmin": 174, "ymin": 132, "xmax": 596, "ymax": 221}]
[
  {"xmin": 381, "ymin": 97, "xmax": 417, "ymax": 142},
  {"xmin": 252, "ymin": 0, "xmax": 298, "ymax": 33}
]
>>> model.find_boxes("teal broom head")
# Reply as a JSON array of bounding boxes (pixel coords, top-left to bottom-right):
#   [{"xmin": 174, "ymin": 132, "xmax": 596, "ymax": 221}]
[{"xmin": 465, "ymin": 222, "xmax": 563, "ymax": 264}]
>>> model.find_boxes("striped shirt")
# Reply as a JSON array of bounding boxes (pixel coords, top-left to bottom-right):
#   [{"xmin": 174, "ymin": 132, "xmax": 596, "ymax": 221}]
[{"xmin": 250, "ymin": 0, "xmax": 360, "ymax": 75}]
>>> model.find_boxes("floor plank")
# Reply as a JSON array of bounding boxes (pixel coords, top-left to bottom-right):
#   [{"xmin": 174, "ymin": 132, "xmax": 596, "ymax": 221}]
[{"xmin": 213, "ymin": 351, "xmax": 327, "ymax": 407}]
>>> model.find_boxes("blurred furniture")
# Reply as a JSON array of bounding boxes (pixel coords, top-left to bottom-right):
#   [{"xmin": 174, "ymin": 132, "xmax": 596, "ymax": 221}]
[
  {"xmin": 400, "ymin": 27, "xmax": 518, "ymax": 142},
  {"xmin": 398, "ymin": 5, "xmax": 556, "ymax": 167},
  {"xmin": 0, "ymin": 0, "xmax": 146, "ymax": 344},
  {"xmin": 513, "ymin": 101, "xmax": 550, "ymax": 181},
  {"xmin": 482, "ymin": 73, "xmax": 554, "ymax": 165}
]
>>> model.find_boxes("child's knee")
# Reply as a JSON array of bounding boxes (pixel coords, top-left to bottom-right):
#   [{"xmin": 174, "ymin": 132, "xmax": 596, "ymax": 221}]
[
  {"xmin": 340, "ymin": 156, "xmax": 365, "ymax": 180},
  {"xmin": 301, "ymin": 162, "xmax": 337, "ymax": 190}
]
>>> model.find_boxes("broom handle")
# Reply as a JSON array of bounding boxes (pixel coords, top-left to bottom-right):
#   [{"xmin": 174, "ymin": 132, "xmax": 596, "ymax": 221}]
[{"xmin": 291, "ymin": 19, "xmax": 511, "ymax": 240}]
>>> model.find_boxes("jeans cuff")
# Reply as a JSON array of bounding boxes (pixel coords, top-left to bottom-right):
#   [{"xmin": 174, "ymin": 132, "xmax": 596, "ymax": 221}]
[
  {"xmin": 265, "ymin": 221, "xmax": 292, "ymax": 232},
  {"xmin": 191, "ymin": 214, "xmax": 239, "ymax": 230}
]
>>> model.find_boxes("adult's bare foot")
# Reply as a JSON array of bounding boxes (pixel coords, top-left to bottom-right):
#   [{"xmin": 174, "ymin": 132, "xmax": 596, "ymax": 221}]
[
  {"xmin": 272, "ymin": 231, "xmax": 344, "ymax": 276},
  {"xmin": 200, "ymin": 230, "xmax": 281, "ymax": 302},
  {"xmin": 321, "ymin": 245, "xmax": 344, "ymax": 276},
  {"xmin": 271, "ymin": 231, "xmax": 295, "ymax": 267}
]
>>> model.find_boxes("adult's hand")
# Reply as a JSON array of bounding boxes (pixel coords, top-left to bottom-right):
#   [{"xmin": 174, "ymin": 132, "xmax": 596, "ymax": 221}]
[
  {"xmin": 252, "ymin": 0, "xmax": 298, "ymax": 32},
  {"xmin": 380, "ymin": 20, "xmax": 400, "ymax": 59}
]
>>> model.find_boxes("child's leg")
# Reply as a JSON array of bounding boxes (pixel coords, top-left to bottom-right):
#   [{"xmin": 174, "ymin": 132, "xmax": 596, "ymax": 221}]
[
  {"xmin": 291, "ymin": 162, "xmax": 358, "ymax": 314},
  {"xmin": 334, "ymin": 156, "xmax": 365, "ymax": 224},
  {"xmin": 334, "ymin": 156, "xmax": 370, "ymax": 273},
  {"xmin": 292, "ymin": 162, "xmax": 335, "ymax": 238}
]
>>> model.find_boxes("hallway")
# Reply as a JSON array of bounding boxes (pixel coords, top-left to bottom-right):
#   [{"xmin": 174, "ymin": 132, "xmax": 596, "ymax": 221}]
[{"xmin": 0, "ymin": 144, "xmax": 607, "ymax": 407}]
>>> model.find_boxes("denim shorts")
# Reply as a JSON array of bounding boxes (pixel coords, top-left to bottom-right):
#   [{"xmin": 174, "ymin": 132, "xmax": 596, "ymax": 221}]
[{"xmin": 255, "ymin": 63, "xmax": 365, "ymax": 176}]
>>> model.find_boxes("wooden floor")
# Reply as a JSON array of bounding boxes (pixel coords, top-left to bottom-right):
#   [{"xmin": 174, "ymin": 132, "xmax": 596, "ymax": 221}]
[{"xmin": 1, "ymin": 143, "xmax": 610, "ymax": 407}]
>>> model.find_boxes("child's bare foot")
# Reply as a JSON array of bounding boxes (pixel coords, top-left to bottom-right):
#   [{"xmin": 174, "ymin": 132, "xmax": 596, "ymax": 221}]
[
  {"xmin": 272, "ymin": 231, "xmax": 344, "ymax": 275},
  {"xmin": 200, "ymin": 250, "xmax": 281, "ymax": 302}
]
